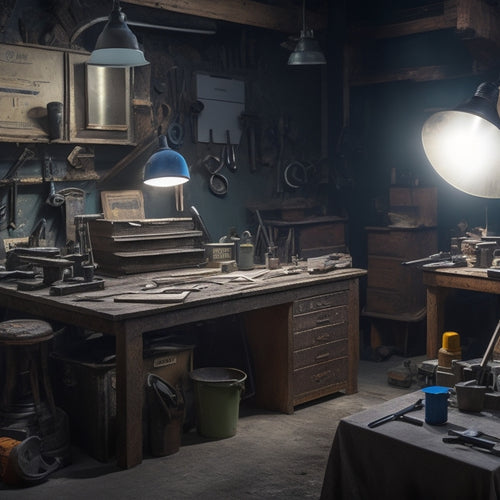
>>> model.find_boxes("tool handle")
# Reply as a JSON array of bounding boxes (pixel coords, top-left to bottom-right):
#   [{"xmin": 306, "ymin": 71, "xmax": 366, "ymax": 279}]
[
  {"xmin": 399, "ymin": 415, "xmax": 423, "ymax": 426},
  {"xmin": 368, "ymin": 414, "xmax": 395, "ymax": 428}
]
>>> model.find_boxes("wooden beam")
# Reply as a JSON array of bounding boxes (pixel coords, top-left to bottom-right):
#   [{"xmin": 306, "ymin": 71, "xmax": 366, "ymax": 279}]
[
  {"xmin": 123, "ymin": 0, "xmax": 327, "ymax": 33},
  {"xmin": 349, "ymin": 1, "xmax": 458, "ymax": 40},
  {"xmin": 349, "ymin": 64, "xmax": 480, "ymax": 87}
]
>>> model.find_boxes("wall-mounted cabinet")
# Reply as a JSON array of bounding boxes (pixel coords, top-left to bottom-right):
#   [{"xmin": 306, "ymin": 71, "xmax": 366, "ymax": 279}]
[{"xmin": 0, "ymin": 43, "xmax": 151, "ymax": 146}]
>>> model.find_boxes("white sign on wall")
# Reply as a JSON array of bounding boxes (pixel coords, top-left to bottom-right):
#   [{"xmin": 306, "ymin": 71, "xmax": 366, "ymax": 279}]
[{"xmin": 196, "ymin": 73, "xmax": 245, "ymax": 144}]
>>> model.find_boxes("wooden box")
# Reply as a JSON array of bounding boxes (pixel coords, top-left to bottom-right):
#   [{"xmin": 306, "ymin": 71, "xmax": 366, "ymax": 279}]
[
  {"xmin": 88, "ymin": 218, "xmax": 206, "ymax": 275},
  {"xmin": 389, "ymin": 186, "xmax": 437, "ymax": 227}
]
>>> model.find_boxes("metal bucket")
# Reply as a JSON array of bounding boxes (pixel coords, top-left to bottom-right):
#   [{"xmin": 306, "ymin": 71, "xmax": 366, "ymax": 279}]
[{"xmin": 189, "ymin": 367, "xmax": 246, "ymax": 439}]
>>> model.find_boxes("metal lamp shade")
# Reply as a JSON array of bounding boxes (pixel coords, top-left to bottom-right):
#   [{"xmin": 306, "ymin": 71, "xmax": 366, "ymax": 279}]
[
  {"xmin": 421, "ymin": 82, "xmax": 500, "ymax": 198},
  {"xmin": 288, "ymin": 30, "xmax": 326, "ymax": 66},
  {"xmin": 144, "ymin": 136, "xmax": 190, "ymax": 187},
  {"xmin": 88, "ymin": 1, "xmax": 149, "ymax": 67}
]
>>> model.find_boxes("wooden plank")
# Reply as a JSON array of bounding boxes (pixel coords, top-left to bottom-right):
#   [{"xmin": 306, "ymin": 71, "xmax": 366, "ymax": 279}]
[
  {"xmin": 123, "ymin": 0, "xmax": 327, "ymax": 33},
  {"xmin": 349, "ymin": 64, "xmax": 479, "ymax": 86},
  {"xmin": 457, "ymin": 0, "xmax": 500, "ymax": 46}
]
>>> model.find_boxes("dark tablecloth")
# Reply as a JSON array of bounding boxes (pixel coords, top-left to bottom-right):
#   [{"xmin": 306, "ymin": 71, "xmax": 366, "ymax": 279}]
[{"xmin": 320, "ymin": 391, "xmax": 500, "ymax": 500}]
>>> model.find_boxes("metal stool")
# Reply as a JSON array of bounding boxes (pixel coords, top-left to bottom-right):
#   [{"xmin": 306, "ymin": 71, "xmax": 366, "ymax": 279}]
[{"xmin": 0, "ymin": 319, "xmax": 56, "ymax": 417}]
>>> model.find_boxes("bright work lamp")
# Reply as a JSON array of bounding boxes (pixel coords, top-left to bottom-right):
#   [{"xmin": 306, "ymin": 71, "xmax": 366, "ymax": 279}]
[
  {"xmin": 422, "ymin": 81, "xmax": 500, "ymax": 198},
  {"xmin": 88, "ymin": 0, "xmax": 149, "ymax": 67},
  {"xmin": 144, "ymin": 135, "xmax": 190, "ymax": 187}
]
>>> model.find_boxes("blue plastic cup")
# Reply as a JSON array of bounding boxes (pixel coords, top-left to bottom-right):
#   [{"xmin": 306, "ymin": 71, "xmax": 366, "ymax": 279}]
[{"xmin": 422, "ymin": 386, "xmax": 449, "ymax": 425}]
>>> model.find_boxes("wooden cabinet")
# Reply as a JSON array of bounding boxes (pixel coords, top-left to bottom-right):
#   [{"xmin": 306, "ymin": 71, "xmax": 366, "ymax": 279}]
[
  {"xmin": 244, "ymin": 274, "xmax": 362, "ymax": 413},
  {"xmin": 263, "ymin": 216, "xmax": 348, "ymax": 263},
  {"xmin": 365, "ymin": 226, "xmax": 438, "ymax": 319},
  {"xmin": 292, "ymin": 282, "xmax": 352, "ymax": 407}
]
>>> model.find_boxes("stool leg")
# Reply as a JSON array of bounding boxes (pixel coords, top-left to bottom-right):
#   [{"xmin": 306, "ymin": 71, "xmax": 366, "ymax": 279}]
[
  {"xmin": 2, "ymin": 350, "xmax": 17, "ymax": 410},
  {"xmin": 28, "ymin": 350, "xmax": 43, "ymax": 417},
  {"xmin": 40, "ymin": 342, "xmax": 56, "ymax": 416}
]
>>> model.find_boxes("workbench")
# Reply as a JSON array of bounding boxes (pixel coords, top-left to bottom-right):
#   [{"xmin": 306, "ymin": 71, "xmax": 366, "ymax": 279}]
[
  {"xmin": 0, "ymin": 266, "xmax": 365, "ymax": 469},
  {"xmin": 320, "ymin": 390, "xmax": 500, "ymax": 500},
  {"xmin": 423, "ymin": 267, "xmax": 500, "ymax": 358}
]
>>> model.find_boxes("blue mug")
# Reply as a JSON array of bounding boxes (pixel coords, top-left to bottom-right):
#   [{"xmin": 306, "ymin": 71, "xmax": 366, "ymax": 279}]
[{"xmin": 422, "ymin": 386, "xmax": 449, "ymax": 425}]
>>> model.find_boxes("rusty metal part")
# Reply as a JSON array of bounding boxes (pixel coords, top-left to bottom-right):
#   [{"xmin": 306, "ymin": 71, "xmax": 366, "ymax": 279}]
[{"xmin": 2, "ymin": 147, "xmax": 35, "ymax": 182}]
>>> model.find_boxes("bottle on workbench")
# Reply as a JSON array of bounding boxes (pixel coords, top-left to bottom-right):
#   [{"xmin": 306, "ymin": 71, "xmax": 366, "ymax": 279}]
[{"xmin": 237, "ymin": 231, "xmax": 255, "ymax": 270}]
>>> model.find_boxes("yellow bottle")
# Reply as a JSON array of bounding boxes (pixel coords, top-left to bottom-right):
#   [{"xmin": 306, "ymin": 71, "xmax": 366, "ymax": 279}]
[{"xmin": 437, "ymin": 331, "xmax": 462, "ymax": 368}]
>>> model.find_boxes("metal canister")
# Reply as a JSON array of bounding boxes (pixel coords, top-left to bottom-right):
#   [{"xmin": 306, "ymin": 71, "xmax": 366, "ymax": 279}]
[{"xmin": 238, "ymin": 231, "xmax": 254, "ymax": 270}]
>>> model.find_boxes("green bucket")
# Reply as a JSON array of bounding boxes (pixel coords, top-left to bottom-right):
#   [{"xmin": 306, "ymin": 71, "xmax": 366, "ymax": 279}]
[{"xmin": 189, "ymin": 367, "xmax": 247, "ymax": 439}]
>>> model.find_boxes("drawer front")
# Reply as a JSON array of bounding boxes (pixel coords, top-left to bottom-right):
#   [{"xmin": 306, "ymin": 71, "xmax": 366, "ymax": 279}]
[
  {"xmin": 294, "ymin": 322, "xmax": 347, "ymax": 350},
  {"xmin": 367, "ymin": 228, "xmax": 437, "ymax": 258},
  {"xmin": 293, "ymin": 292, "xmax": 348, "ymax": 315},
  {"xmin": 293, "ymin": 340, "xmax": 347, "ymax": 370},
  {"xmin": 293, "ymin": 357, "xmax": 348, "ymax": 395},
  {"xmin": 293, "ymin": 306, "xmax": 346, "ymax": 332}
]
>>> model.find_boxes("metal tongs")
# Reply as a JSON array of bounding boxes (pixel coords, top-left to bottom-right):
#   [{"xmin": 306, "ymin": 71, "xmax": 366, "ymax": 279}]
[
  {"xmin": 443, "ymin": 429, "xmax": 500, "ymax": 455},
  {"xmin": 368, "ymin": 398, "xmax": 424, "ymax": 428}
]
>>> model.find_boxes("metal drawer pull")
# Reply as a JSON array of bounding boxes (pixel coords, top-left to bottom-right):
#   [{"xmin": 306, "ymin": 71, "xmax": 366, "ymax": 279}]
[
  {"xmin": 315, "ymin": 334, "xmax": 332, "ymax": 342},
  {"xmin": 315, "ymin": 318, "xmax": 332, "ymax": 326},
  {"xmin": 312, "ymin": 370, "xmax": 331, "ymax": 383},
  {"xmin": 315, "ymin": 352, "xmax": 330, "ymax": 361}
]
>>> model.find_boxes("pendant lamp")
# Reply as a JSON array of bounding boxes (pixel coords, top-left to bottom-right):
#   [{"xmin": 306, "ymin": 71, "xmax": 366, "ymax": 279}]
[
  {"xmin": 288, "ymin": 0, "xmax": 326, "ymax": 66},
  {"xmin": 421, "ymin": 81, "xmax": 500, "ymax": 198},
  {"xmin": 144, "ymin": 135, "xmax": 190, "ymax": 187},
  {"xmin": 88, "ymin": 0, "xmax": 149, "ymax": 67}
]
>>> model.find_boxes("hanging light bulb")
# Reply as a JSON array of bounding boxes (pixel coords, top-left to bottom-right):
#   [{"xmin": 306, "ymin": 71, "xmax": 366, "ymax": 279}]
[
  {"xmin": 422, "ymin": 81, "xmax": 500, "ymax": 198},
  {"xmin": 288, "ymin": 0, "xmax": 326, "ymax": 66},
  {"xmin": 88, "ymin": 0, "xmax": 149, "ymax": 67}
]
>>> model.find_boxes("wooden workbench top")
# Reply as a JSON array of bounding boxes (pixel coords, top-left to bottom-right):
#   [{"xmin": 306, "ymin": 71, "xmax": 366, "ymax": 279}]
[{"xmin": 0, "ymin": 266, "xmax": 367, "ymax": 325}]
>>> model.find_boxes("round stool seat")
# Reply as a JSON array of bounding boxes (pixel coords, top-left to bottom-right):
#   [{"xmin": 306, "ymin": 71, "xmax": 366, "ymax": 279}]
[{"xmin": 0, "ymin": 320, "xmax": 53, "ymax": 346}]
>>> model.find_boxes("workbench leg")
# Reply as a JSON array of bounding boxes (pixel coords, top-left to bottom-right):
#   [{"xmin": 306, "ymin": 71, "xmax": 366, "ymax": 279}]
[
  {"xmin": 426, "ymin": 285, "xmax": 447, "ymax": 359},
  {"xmin": 346, "ymin": 279, "xmax": 359, "ymax": 394},
  {"xmin": 115, "ymin": 324, "xmax": 144, "ymax": 469}
]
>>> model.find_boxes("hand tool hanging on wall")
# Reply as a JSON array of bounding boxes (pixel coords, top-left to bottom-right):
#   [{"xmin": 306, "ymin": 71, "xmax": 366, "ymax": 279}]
[
  {"xmin": 275, "ymin": 115, "xmax": 286, "ymax": 194},
  {"xmin": 240, "ymin": 113, "xmax": 258, "ymax": 173},
  {"xmin": 166, "ymin": 66, "xmax": 185, "ymax": 149},
  {"xmin": 0, "ymin": 147, "xmax": 36, "ymax": 231},
  {"xmin": 224, "ymin": 130, "xmax": 237, "ymax": 172},
  {"xmin": 190, "ymin": 100, "xmax": 204, "ymax": 143}
]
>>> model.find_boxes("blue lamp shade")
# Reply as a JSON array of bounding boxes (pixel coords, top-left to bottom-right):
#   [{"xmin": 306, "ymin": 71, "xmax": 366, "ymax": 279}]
[
  {"xmin": 144, "ymin": 135, "xmax": 190, "ymax": 187},
  {"xmin": 88, "ymin": 0, "xmax": 149, "ymax": 67}
]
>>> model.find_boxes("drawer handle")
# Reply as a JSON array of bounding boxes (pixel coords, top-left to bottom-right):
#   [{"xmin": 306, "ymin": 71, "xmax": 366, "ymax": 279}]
[
  {"xmin": 312, "ymin": 370, "xmax": 331, "ymax": 383},
  {"xmin": 315, "ymin": 334, "xmax": 332, "ymax": 342},
  {"xmin": 315, "ymin": 318, "xmax": 331, "ymax": 326},
  {"xmin": 315, "ymin": 352, "xmax": 330, "ymax": 361}
]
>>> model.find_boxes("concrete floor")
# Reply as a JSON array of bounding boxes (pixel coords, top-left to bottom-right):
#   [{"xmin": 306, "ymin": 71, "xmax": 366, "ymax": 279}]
[{"xmin": 0, "ymin": 356, "xmax": 424, "ymax": 499}]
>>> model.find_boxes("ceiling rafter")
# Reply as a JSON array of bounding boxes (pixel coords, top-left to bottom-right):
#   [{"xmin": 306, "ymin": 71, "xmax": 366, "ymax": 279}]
[{"xmin": 122, "ymin": 0, "xmax": 327, "ymax": 33}]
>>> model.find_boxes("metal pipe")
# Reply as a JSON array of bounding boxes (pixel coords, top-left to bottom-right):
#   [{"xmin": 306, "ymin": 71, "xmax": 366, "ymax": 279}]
[{"xmin": 70, "ymin": 17, "xmax": 216, "ymax": 45}]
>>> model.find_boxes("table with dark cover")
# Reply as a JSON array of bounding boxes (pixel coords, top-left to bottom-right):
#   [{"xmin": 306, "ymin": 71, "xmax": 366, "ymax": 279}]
[{"xmin": 321, "ymin": 391, "xmax": 500, "ymax": 500}]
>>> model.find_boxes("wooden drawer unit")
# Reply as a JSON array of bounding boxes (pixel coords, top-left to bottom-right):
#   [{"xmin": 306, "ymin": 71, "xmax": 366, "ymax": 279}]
[
  {"xmin": 293, "ymin": 357, "xmax": 349, "ymax": 406},
  {"xmin": 292, "ymin": 291, "xmax": 350, "ymax": 405},
  {"xmin": 294, "ymin": 323, "xmax": 347, "ymax": 350},
  {"xmin": 365, "ymin": 226, "xmax": 437, "ymax": 317},
  {"xmin": 293, "ymin": 340, "xmax": 348, "ymax": 369}
]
